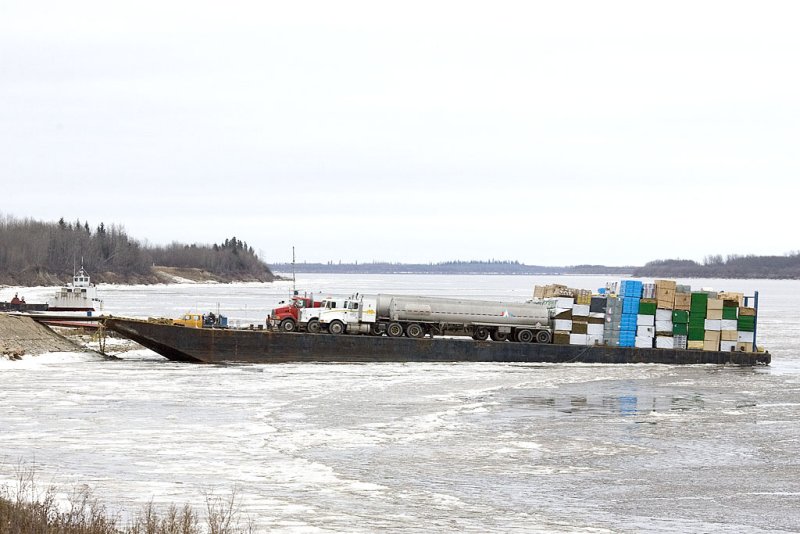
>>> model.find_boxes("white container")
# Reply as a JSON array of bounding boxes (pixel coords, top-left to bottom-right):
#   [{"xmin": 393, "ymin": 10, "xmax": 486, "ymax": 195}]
[
  {"xmin": 554, "ymin": 319, "xmax": 573, "ymax": 331},
  {"xmin": 656, "ymin": 336, "xmax": 674, "ymax": 349},
  {"xmin": 589, "ymin": 312, "xmax": 605, "ymax": 319},
  {"xmin": 705, "ymin": 319, "xmax": 722, "ymax": 331},
  {"xmin": 587, "ymin": 334, "xmax": 604, "ymax": 345},
  {"xmin": 738, "ymin": 331, "xmax": 754, "ymax": 342},
  {"xmin": 655, "ymin": 320, "xmax": 673, "ymax": 333},
  {"xmin": 637, "ymin": 314, "xmax": 655, "ymax": 326},
  {"xmin": 572, "ymin": 304, "xmax": 590, "ymax": 317},
  {"xmin": 637, "ymin": 325, "xmax": 655, "ymax": 337},
  {"xmin": 587, "ymin": 323, "xmax": 604, "ymax": 335},
  {"xmin": 635, "ymin": 336, "xmax": 653, "ymax": 348},
  {"xmin": 655, "ymin": 309, "xmax": 673, "ymax": 321},
  {"xmin": 720, "ymin": 340, "xmax": 737, "ymax": 352},
  {"xmin": 721, "ymin": 319, "xmax": 738, "ymax": 330},
  {"xmin": 554, "ymin": 297, "xmax": 575, "ymax": 308},
  {"xmin": 569, "ymin": 333, "xmax": 588, "ymax": 345}
]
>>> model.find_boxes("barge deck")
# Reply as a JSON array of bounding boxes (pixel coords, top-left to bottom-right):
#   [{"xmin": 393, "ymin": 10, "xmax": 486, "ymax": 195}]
[{"xmin": 102, "ymin": 317, "xmax": 771, "ymax": 366}]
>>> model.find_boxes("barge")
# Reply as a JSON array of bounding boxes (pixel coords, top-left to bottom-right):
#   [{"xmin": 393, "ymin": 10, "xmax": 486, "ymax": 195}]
[{"xmin": 101, "ymin": 317, "xmax": 771, "ymax": 366}]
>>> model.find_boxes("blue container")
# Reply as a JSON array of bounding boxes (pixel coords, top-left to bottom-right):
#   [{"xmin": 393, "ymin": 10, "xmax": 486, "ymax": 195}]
[
  {"xmin": 620, "ymin": 314, "xmax": 638, "ymax": 330},
  {"xmin": 620, "ymin": 280, "xmax": 643, "ymax": 298},
  {"xmin": 622, "ymin": 297, "xmax": 641, "ymax": 315}
]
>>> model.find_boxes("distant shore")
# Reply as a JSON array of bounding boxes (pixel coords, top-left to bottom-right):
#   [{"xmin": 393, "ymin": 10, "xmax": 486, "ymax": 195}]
[{"xmin": 268, "ymin": 261, "xmax": 800, "ymax": 280}]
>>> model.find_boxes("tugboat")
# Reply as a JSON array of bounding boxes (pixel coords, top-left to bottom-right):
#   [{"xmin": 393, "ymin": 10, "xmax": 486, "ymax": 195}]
[{"xmin": 46, "ymin": 266, "xmax": 104, "ymax": 315}]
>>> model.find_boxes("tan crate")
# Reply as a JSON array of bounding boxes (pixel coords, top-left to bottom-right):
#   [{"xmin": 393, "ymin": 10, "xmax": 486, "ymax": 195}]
[
  {"xmin": 739, "ymin": 306, "xmax": 756, "ymax": 316},
  {"xmin": 574, "ymin": 289, "xmax": 592, "ymax": 305},
  {"xmin": 703, "ymin": 340, "xmax": 720, "ymax": 351},
  {"xmin": 721, "ymin": 330, "xmax": 738, "ymax": 341},
  {"xmin": 674, "ymin": 293, "xmax": 691, "ymax": 310},
  {"xmin": 571, "ymin": 321, "xmax": 588, "ymax": 334},
  {"xmin": 656, "ymin": 288, "xmax": 675, "ymax": 308},
  {"xmin": 688, "ymin": 340, "xmax": 705, "ymax": 350},
  {"xmin": 655, "ymin": 279, "xmax": 677, "ymax": 290},
  {"xmin": 704, "ymin": 330, "xmax": 721, "ymax": 342},
  {"xmin": 707, "ymin": 298, "xmax": 724, "ymax": 310},
  {"xmin": 553, "ymin": 332, "xmax": 571, "ymax": 345},
  {"xmin": 737, "ymin": 342, "xmax": 754, "ymax": 352},
  {"xmin": 718, "ymin": 292, "xmax": 744, "ymax": 307},
  {"xmin": 706, "ymin": 309, "xmax": 723, "ymax": 320}
]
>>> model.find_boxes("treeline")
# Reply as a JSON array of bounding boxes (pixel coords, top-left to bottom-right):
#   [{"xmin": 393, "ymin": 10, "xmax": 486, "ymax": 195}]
[
  {"xmin": 271, "ymin": 260, "xmax": 635, "ymax": 275},
  {"xmin": 0, "ymin": 215, "xmax": 274, "ymax": 285},
  {"xmin": 633, "ymin": 253, "xmax": 800, "ymax": 279}
]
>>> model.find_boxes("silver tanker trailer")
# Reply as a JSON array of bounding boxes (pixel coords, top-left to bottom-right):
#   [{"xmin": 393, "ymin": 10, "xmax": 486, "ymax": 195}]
[{"xmin": 317, "ymin": 294, "xmax": 553, "ymax": 343}]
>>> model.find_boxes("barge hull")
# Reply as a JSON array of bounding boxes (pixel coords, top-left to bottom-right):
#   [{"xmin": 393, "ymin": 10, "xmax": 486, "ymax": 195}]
[{"xmin": 103, "ymin": 318, "xmax": 771, "ymax": 366}]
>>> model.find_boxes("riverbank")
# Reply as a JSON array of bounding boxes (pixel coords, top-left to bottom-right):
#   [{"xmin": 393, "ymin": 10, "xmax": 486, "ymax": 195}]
[{"xmin": 0, "ymin": 314, "xmax": 85, "ymax": 358}]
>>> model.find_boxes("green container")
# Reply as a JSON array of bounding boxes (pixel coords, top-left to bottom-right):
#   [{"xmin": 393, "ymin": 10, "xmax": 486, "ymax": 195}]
[
  {"xmin": 689, "ymin": 316, "xmax": 706, "ymax": 328},
  {"xmin": 738, "ymin": 316, "xmax": 756, "ymax": 332},
  {"xmin": 672, "ymin": 310, "xmax": 689, "ymax": 324},
  {"xmin": 691, "ymin": 292, "xmax": 709, "ymax": 311},
  {"xmin": 673, "ymin": 323, "xmax": 689, "ymax": 335},
  {"xmin": 639, "ymin": 301, "xmax": 657, "ymax": 315},
  {"xmin": 688, "ymin": 327, "xmax": 705, "ymax": 341},
  {"xmin": 722, "ymin": 307, "xmax": 738, "ymax": 320}
]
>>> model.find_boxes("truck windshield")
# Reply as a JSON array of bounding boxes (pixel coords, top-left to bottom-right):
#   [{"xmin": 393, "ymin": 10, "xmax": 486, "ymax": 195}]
[{"xmin": 294, "ymin": 300, "xmax": 305, "ymax": 308}]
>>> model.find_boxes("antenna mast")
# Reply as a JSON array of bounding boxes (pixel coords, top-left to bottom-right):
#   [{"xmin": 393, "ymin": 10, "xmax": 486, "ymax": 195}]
[{"xmin": 292, "ymin": 246, "xmax": 297, "ymax": 295}]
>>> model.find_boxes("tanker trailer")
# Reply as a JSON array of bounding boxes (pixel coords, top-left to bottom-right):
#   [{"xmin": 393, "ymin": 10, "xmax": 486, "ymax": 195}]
[{"xmin": 386, "ymin": 296, "xmax": 552, "ymax": 342}]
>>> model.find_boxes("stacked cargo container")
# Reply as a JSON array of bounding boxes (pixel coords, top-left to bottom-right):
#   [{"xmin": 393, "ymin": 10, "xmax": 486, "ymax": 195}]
[
  {"xmin": 618, "ymin": 280, "xmax": 642, "ymax": 347},
  {"xmin": 604, "ymin": 296, "xmax": 622, "ymax": 346},
  {"xmin": 535, "ymin": 280, "xmax": 758, "ymax": 352},
  {"xmin": 738, "ymin": 305, "xmax": 756, "ymax": 352}
]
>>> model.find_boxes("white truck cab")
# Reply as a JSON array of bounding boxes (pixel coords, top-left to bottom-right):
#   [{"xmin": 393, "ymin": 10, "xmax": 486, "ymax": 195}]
[
  {"xmin": 318, "ymin": 294, "xmax": 378, "ymax": 335},
  {"xmin": 300, "ymin": 296, "xmax": 349, "ymax": 333}
]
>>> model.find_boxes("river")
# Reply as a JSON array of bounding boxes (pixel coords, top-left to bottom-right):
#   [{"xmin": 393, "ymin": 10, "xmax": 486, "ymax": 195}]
[{"xmin": 1, "ymin": 274, "xmax": 799, "ymax": 532}]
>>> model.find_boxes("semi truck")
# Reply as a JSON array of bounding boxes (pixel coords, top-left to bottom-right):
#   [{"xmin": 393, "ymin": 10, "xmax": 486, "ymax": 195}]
[
  {"xmin": 297, "ymin": 295, "xmax": 350, "ymax": 333},
  {"xmin": 267, "ymin": 293, "xmax": 327, "ymax": 332},
  {"xmin": 316, "ymin": 294, "xmax": 553, "ymax": 343}
]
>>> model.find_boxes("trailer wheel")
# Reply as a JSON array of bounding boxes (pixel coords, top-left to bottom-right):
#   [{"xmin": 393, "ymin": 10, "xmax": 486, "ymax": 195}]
[
  {"xmin": 473, "ymin": 327, "xmax": 489, "ymax": 341},
  {"xmin": 328, "ymin": 320, "xmax": 345, "ymax": 335},
  {"xmin": 535, "ymin": 330, "xmax": 552, "ymax": 344},
  {"xmin": 387, "ymin": 322, "xmax": 404, "ymax": 337},
  {"xmin": 280, "ymin": 318, "xmax": 297, "ymax": 333},
  {"xmin": 516, "ymin": 329, "xmax": 534, "ymax": 343},
  {"xmin": 306, "ymin": 319, "xmax": 321, "ymax": 334},
  {"xmin": 406, "ymin": 323, "xmax": 425, "ymax": 338},
  {"xmin": 490, "ymin": 330, "xmax": 508, "ymax": 342}
]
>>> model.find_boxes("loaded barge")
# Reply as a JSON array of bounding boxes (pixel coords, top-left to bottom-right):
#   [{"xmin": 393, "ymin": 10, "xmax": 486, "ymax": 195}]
[{"xmin": 101, "ymin": 317, "xmax": 770, "ymax": 365}]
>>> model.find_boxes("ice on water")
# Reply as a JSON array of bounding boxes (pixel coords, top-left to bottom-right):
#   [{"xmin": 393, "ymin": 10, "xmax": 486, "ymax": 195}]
[{"xmin": 2, "ymin": 274, "xmax": 800, "ymax": 532}]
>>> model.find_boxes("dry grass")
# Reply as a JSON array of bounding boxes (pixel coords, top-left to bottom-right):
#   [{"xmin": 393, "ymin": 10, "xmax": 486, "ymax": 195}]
[{"xmin": 0, "ymin": 463, "xmax": 255, "ymax": 534}]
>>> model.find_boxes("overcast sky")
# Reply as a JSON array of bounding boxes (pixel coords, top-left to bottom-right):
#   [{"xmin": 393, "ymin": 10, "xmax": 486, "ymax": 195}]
[{"xmin": 1, "ymin": 1, "xmax": 797, "ymax": 266}]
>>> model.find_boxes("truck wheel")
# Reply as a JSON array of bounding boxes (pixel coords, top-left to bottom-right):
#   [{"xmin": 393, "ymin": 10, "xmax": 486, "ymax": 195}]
[
  {"xmin": 490, "ymin": 330, "xmax": 508, "ymax": 342},
  {"xmin": 328, "ymin": 320, "xmax": 345, "ymax": 335},
  {"xmin": 387, "ymin": 322, "xmax": 404, "ymax": 337},
  {"xmin": 473, "ymin": 327, "xmax": 489, "ymax": 341},
  {"xmin": 307, "ymin": 319, "xmax": 321, "ymax": 334},
  {"xmin": 516, "ymin": 329, "xmax": 534, "ymax": 343},
  {"xmin": 535, "ymin": 330, "xmax": 552, "ymax": 344},
  {"xmin": 280, "ymin": 318, "xmax": 297, "ymax": 333},
  {"xmin": 407, "ymin": 323, "xmax": 425, "ymax": 338},
  {"xmin": 369, "ymin": 324, "xmax": 384, "ymax": 336}
]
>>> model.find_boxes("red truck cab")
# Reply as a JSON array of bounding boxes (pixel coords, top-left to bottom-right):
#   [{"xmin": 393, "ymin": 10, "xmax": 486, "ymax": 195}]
[{"xmin": 268, "ymin": 295, "xmax": 323, "ymax": 332}]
